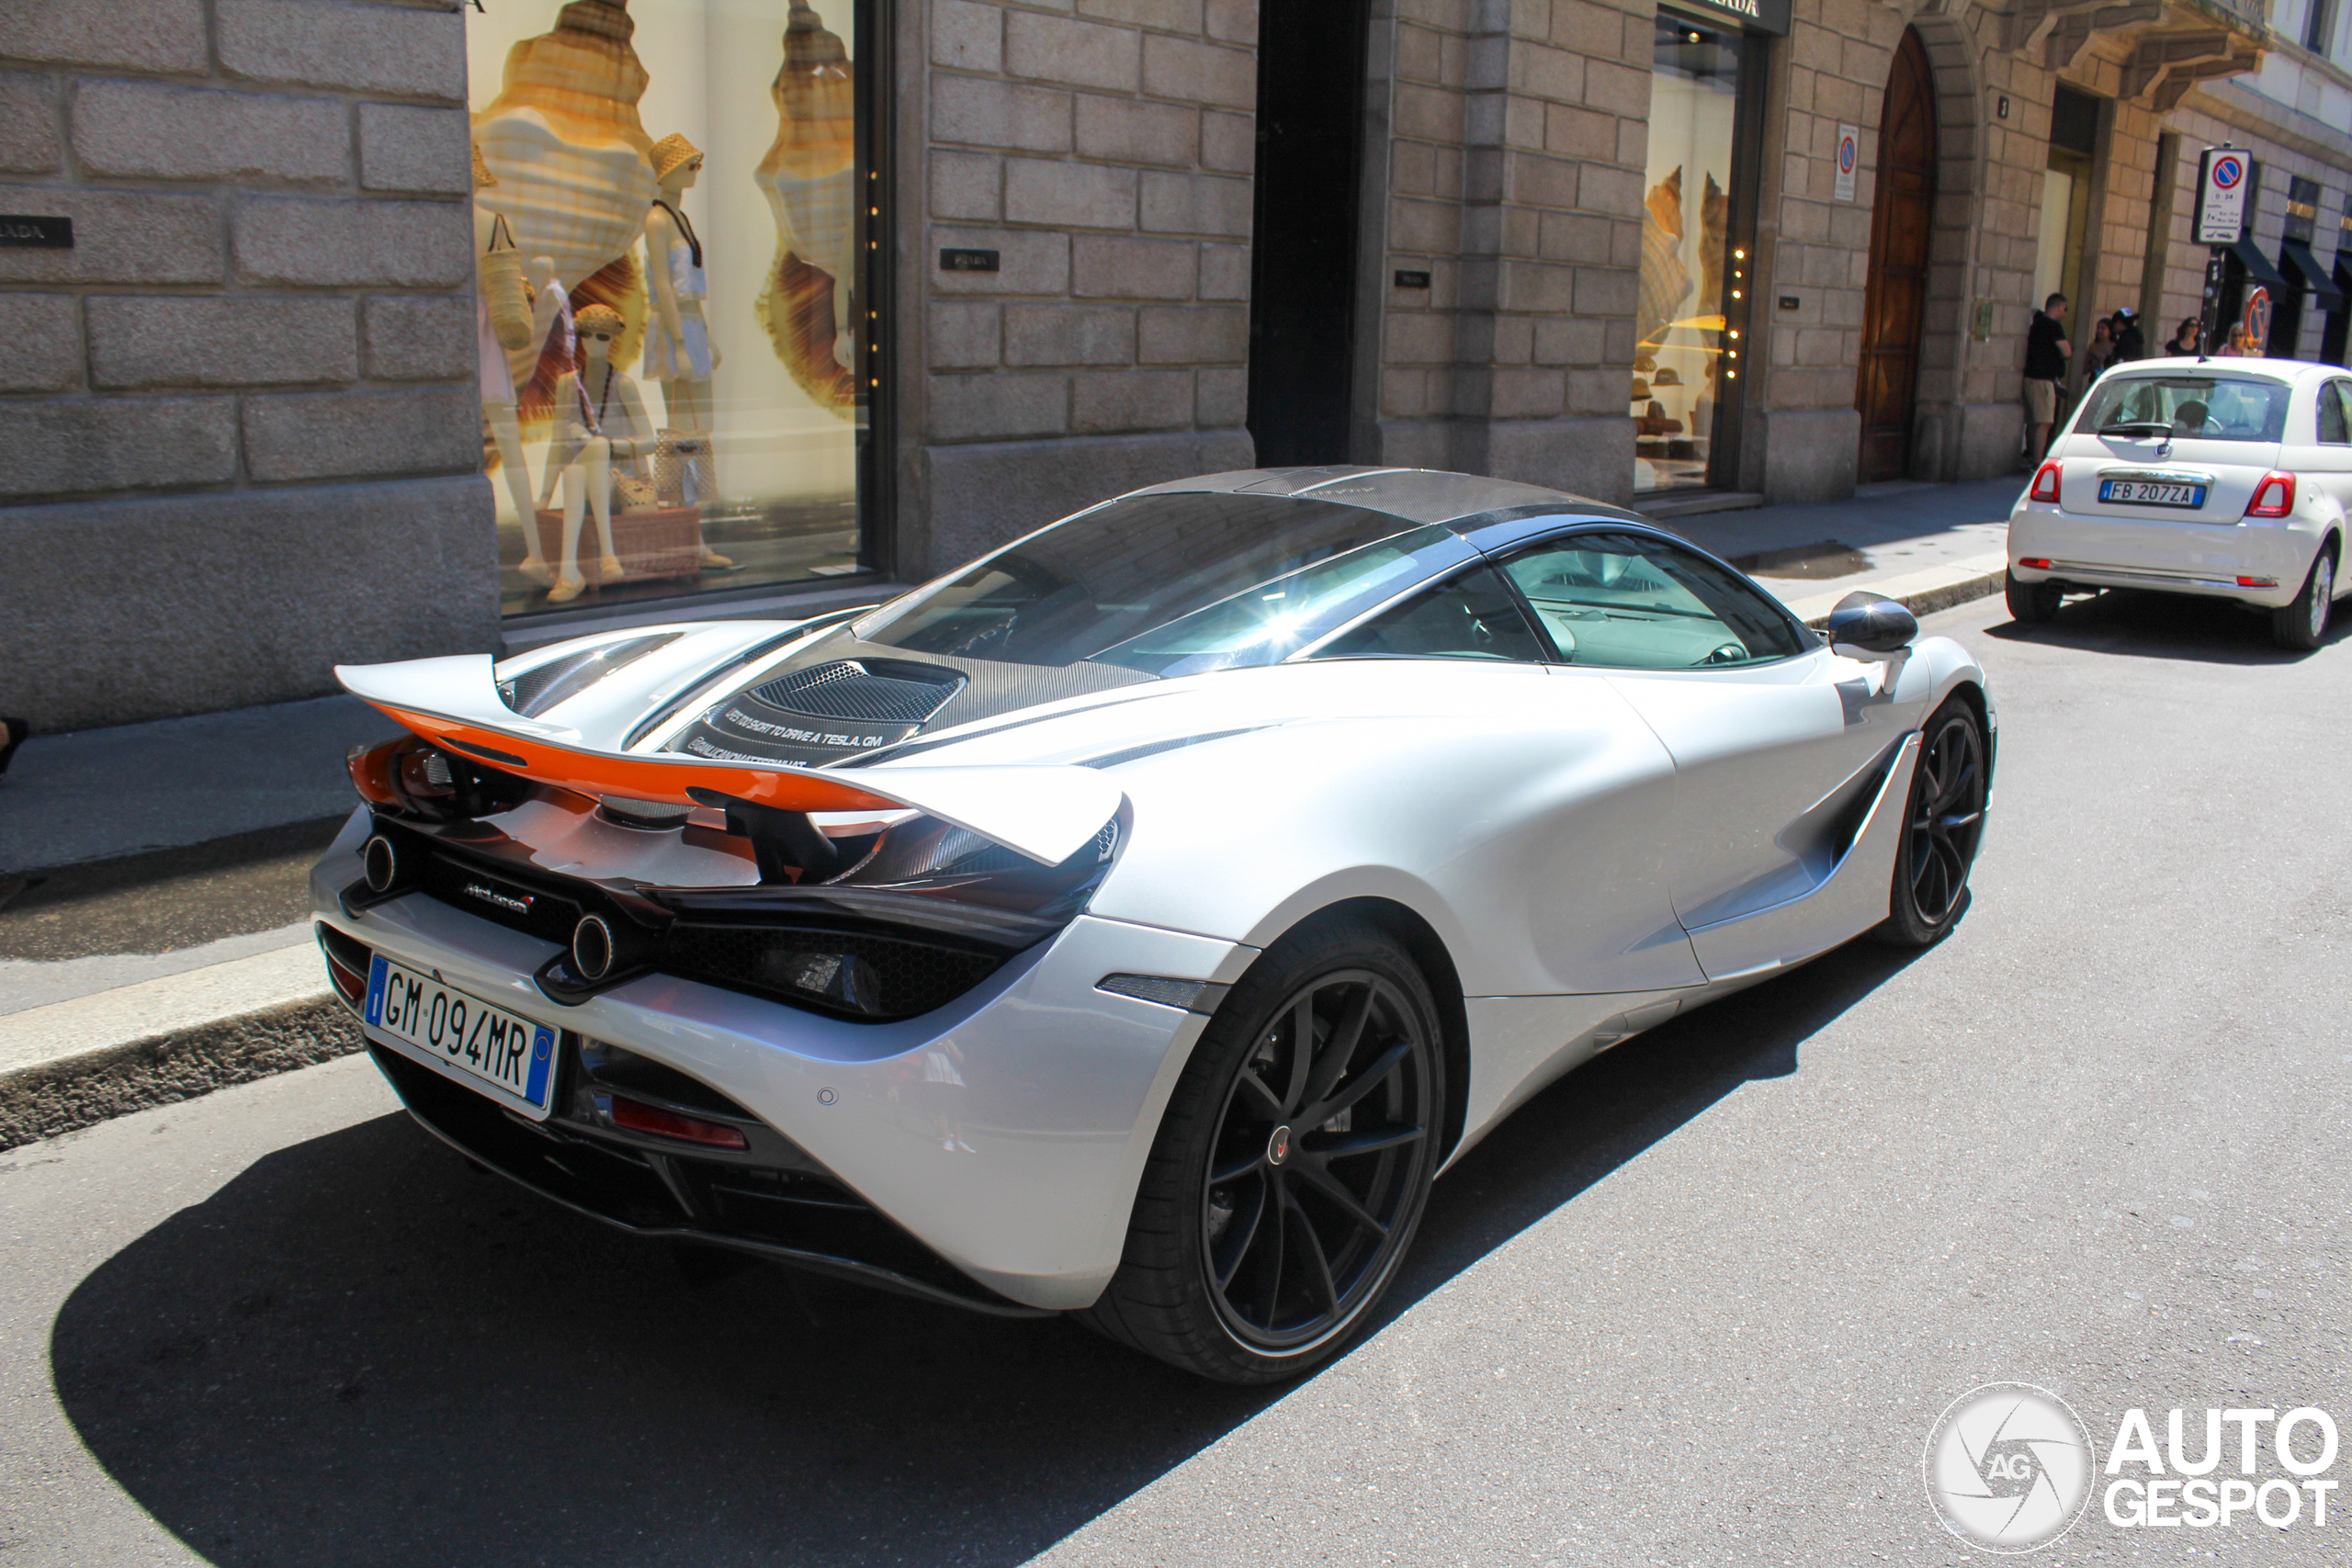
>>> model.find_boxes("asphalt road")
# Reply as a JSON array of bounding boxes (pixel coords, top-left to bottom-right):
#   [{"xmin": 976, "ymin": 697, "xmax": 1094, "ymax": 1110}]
[{"xmin": 3, "ymin": 588, "xmax": 2347, "ymax": 1567}]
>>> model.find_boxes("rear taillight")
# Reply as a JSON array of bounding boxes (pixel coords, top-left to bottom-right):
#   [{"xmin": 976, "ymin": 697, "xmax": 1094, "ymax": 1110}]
[
  {"xmin": 2017, "ymin": 558, "xmax": 2052, "ymax": 570},
  {"xmin": 2028, "ymin": 462, "xmax": 2063, "ymax": 503},
  {"xmin": 2246, "ymin": 472, "xmax": 2296, "ymax": 517},
  {"xmin": 609, "ymin": 1096, "xmax": 750, "ymax": 1149}
]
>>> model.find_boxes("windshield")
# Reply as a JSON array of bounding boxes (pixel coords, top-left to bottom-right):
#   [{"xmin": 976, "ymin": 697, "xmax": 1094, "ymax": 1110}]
[
  {"xmin": 2074, "ymin": 374, "xmax": 2290, "ymax": 443},
  {"xmin": 854, "ymin": 492, "xmax": 1460, "ymax": 671}
]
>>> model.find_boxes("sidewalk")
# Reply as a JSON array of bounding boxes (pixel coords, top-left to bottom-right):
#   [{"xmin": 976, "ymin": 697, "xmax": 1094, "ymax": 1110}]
[
  {"xmin": 1659, "ymin": 475, "xmax": 2019, "ymax": 625},
  {"xmin": 0, "ymin": 476, "xmax": 2024, "ymax": 1147}
]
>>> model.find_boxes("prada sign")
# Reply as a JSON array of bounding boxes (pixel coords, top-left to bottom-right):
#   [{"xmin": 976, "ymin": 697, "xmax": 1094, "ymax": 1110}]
[{"xmin": 1669, "ymin": 0, "xmax": 1792, "ymax": 35}]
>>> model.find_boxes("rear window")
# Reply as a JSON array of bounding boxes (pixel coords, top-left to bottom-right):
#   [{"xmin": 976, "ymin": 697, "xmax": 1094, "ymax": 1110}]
[{"xmin": 2074, "ymin": 374, "xmax": 2290, "ymax": 443}]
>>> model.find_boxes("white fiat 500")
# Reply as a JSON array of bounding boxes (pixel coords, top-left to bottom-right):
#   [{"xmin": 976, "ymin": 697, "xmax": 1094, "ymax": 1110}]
[{"xmin": 2007, "ymin": 355, "xmax": 2351, "ymax": 649}]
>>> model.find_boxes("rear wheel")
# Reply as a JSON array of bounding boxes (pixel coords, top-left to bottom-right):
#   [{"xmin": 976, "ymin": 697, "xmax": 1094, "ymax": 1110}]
[
  {"xmin": 2005, "ymin": 569, "xmax": 2063, "ymax": 625},
  {"xmin": 1872, "ymin": 698, "xmax": 1987, "ymax": 949},
  {"xmin": 1082, "ymin": 916, "xmax": 1443, "ymax": 1383},
  {"xmin": 2270, "ymin": 548, "xmax": 2334, "ymax": 651}
]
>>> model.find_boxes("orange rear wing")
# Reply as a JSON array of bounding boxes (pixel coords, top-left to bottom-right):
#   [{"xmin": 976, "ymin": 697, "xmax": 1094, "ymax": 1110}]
[{"xmin": 336, "ymin": 655, "xmax": 1124, "ymax": 866}]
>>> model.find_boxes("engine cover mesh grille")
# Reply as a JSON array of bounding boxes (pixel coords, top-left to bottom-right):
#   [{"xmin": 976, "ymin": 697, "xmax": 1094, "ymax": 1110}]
[{"xmin": 748, "ymin": 660, "xmax": 967, "ymax": 725}]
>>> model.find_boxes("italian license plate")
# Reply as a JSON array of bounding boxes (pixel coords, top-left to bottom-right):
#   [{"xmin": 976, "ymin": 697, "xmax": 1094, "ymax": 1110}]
[
  {"xmin": 364, "ymin": 955, "xmax": 558, "ymax": 1117},
  {"xmin": 2099, "ymin": 479, "xmax": 2205, "ymax": 508}
]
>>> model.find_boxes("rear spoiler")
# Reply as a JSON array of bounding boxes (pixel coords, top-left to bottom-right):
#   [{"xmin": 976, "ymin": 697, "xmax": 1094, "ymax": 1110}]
[{"xmin": 335, "ymin": 655, "xmax": 1123, "ymax": 867}]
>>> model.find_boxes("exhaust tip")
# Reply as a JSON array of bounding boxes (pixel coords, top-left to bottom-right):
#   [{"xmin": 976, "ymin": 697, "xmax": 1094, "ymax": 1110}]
[
  {"xmin": 572, "ymin": 915, "xmax": 615, "ymax": 982},
  {"xmin": 361, "ymin": 834, "xmax": 399, "ymax": 895}
]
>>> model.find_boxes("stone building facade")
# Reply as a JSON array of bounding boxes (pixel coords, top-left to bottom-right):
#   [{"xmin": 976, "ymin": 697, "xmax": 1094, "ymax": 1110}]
[
  {"xmin": 4, "ymin": 0, "xmax": 2346, "ymax": 733},
  {"xmin": 0, "ymin": 0, "xmax": 493, "ymax": 732}
]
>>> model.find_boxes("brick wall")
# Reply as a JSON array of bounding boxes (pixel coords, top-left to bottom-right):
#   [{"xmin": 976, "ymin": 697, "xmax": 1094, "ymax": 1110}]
[
  {"xmin": 0, "ymin": 0, "xmax": 494, "ymax": 733},
  {"xmin": 1368, "ymin": 0, "xmax": 1646, "ymax": 505},
  {"xmin": 906, "ymin": 0, "xmax": 1260, "ymax": 572}
]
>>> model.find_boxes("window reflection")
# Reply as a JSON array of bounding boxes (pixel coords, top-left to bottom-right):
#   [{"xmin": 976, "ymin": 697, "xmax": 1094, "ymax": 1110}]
[{"xmin": 1635, "ymin": 17, "xmax": 1745, "ymax": 493}]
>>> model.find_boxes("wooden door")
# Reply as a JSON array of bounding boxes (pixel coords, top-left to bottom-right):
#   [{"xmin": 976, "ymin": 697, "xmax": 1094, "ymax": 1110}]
[{"xmin": 1855, "ymin": 30, "xmax": 1939, "ymax": 482}]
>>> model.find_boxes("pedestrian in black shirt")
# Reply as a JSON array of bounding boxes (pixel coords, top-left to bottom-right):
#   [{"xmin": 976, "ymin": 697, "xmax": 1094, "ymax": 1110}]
[
  {"xmin": 2023, "ymin": 293, "xmax": 2071, "ymax": 464},
  {"xmin": 2111, "ymin": 306, "xmax": 2144, "ymax": 363}
]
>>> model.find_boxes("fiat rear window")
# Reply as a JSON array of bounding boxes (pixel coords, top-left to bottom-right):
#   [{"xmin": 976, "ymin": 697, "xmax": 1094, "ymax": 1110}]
[{"xmin": 2075, "ymin": 375, "xmax": 2290, "ymax": 443}]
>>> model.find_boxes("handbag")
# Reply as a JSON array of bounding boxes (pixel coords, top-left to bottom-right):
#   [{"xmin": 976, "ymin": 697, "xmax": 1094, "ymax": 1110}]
[
  {"xmin": 481, "ymin": 213, "xmax": 533, "ymax": 352},
  {"xmin": 654, "ymin": 429, "xmax": 716, "ymax": 507},
  {"xmin": 614, "ymin": 472, "xmax": 661, "ymax": 513}
]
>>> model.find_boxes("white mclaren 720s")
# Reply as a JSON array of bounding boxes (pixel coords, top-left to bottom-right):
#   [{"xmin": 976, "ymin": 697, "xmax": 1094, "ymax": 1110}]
[{"xmin": 313, "ymin": 466, "xmax": 1993, "ymax": 1382}]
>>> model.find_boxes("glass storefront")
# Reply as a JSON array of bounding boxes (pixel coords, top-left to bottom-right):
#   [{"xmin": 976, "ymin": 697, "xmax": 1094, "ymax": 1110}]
[
  {"xmin": 1633, "ymin": 14, "xmax": 1752, "ymax": 494},
  {"xmin": 465, "ymin": 0, "xmax": 876, "ymax": 617}
]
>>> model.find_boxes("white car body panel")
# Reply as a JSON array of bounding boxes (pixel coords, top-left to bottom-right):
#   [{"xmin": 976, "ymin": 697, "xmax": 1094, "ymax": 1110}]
[{"xmin": 314, "ymin": 468, "xmax": 1995, "ymax": 1313}]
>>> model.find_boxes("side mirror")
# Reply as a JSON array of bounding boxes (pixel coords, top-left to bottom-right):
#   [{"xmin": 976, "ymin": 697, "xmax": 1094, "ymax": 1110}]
[{"xmin": 1825, "ymin": 591, "xmax": 1917, "ymax": 659}]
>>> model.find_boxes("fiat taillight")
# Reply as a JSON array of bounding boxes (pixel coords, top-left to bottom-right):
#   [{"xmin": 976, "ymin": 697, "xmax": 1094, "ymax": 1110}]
[
  {"xmin": 2028, "ymin": 462, "xmax": 2063, "ymax": 503},
  {"xmin": 2246, "ymin": 472, "xmax": 2296, "ymax": 517}
]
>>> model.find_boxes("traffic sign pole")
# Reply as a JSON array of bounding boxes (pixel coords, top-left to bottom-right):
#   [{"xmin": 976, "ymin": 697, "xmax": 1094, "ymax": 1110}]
[
  {"xmin": 2192, "ymin": 144, "xmax": 2251, "ymax": 357},
  {"xmin": 2200, "ymin": 246, "xmax": 2226, "ymax": 355}
]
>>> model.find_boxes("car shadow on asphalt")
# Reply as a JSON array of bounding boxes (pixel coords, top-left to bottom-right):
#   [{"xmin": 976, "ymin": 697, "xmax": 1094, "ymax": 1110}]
[
  {"xmin": 1983, "ymin": 586, "xmax": 2352, "ymax": 661},
  {"xmin": 47, "ymin": 939, "xmax": 1924, "ymax": 1568}
]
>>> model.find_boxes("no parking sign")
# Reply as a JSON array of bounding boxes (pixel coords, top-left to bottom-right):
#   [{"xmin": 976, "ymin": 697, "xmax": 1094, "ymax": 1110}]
[
  {"xmin": 2197, "ymin": 146, "xmax": 2253, "ymax": 243},
  {"xmin": 1834, "ymin": 123, "xmax": 1860, "ymax": 202}
]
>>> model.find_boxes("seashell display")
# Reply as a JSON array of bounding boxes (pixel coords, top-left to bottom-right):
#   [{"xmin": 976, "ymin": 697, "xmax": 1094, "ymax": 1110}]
[
  {"xmin": 754, "ymin": 2, "xmax": 858, "ymax": 417},
  {"xmin": 473, "ymin": 0, "xmax": 659, "ymax": 400}
]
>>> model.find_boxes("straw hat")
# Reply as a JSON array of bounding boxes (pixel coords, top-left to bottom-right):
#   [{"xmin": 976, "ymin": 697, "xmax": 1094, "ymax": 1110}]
[
  {"xmin": 650, "ymin": 133, "xmax": 703, "ymax": 182},
  {"xmin": 575, "ymin": 303, "xmax": 626, "ymax": 335},
  {"xmin": 470, "ymin": 141, "xmax": 497, "ymax": 189}
]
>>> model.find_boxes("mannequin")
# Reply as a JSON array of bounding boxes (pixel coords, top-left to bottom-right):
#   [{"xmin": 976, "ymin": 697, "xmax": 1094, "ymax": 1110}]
[
  {"xmin": 644, "ymin": 134, "xmax": 717, "ymax": 432},
  {"xmin": 525, "ymin": 255, "xmax": 580, "ymax": 513},
  {"xmin": 526, "ymin": 255, "xmax": 572, "ymax": 371},
  {"xmin": 473, "ymin": 146, "xmax": 553, "ymax": 584},
  {"xmin": 545, "ymin": 303, "xmax": 652, "ymax": 604},
  {"xmin": 643, "ymin": 132, "xmax": 734, "ymax": 572}
]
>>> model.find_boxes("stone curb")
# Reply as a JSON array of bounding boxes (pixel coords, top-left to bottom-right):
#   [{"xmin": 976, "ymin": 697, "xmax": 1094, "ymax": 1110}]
[
  {"xmin": 1798, "ymin": 569, "xmax": 2007, "ymax": 629},
  {"xmin": 0, "ymin": 995, "xmax": 362, "ymax": 1151}
]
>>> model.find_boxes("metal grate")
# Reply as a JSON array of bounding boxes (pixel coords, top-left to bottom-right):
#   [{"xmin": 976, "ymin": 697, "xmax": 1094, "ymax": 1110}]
[{"xmin": 749, "ymin": 660, "xmax": 967, "ymax": 725}]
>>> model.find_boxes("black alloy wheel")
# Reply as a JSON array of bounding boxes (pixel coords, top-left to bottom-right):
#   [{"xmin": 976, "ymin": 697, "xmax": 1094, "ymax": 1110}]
[
  {"xmin": 1874, "ymin": 699, "xmax": 1987, "ymax": 947},
  {"xmin": 1201, "ymin": 969, "xmax": 1434, "ymax": 1353},
  {"xmin": 2004, "ymin": 569, "xmax": 2064, "ymax": 625},
  {"xmin": 1083, "ymin": 916, "xmax": 1444, "ymax": 1382}
]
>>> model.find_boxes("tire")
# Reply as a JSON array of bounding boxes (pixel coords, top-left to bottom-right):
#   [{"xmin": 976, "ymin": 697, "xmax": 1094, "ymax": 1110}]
[
  {"xmin": 2005, "ymin": 569, "xmax": 2063, "ymax": 625},
  {"xmin": 1081, "ymin": 915, "xmax": 1445, "ymax": 1383},
  {"xmin": 1871, "ymin": 698, "xmax": 1988, "ymax": 949},
  {"xmin": 2270, "ymin": 547, "xmax": 2335, "ymax": 652}
]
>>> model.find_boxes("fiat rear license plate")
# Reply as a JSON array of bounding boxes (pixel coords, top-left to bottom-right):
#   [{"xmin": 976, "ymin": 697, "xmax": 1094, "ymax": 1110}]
[
  {"xmin": 2099, "ymin": 479, "xmax": 2205, "ymax": 508},
  {"xmin": 364, "ymin": 955, "xmax": 557, "ymax": 1117}
]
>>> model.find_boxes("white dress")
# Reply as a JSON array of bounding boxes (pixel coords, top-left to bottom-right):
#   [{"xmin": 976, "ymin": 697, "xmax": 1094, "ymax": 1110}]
[{"xmin": 642, "ymin": 205, "xmax": 712, "ymax": 381}]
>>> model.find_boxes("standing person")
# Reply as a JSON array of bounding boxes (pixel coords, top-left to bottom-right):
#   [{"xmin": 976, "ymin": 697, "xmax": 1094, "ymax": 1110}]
[
  {"xmin": 2111, "ymin": 306, "xmax": 2145, "ymax": 363},
  {"xmin": 2163, "ymin": 316, "xmax": 2202, "ymax": 356},
  {"xmin": 2024, "ymin": 293, "xmax": 2072, "ymax": 464},
  {"xmin": 2081, "ymin": 316, "xmax": 2118, "ymax": 382}
]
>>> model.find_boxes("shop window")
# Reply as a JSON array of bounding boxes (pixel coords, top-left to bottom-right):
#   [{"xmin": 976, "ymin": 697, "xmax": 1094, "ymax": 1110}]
[
  {"xmin": 1633, "ymin": 16, "xmax": 1753, "ymax": 495},
  {"xmin": 466, "ymin": 0, "xmax": 876, "ymax": 616}
]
